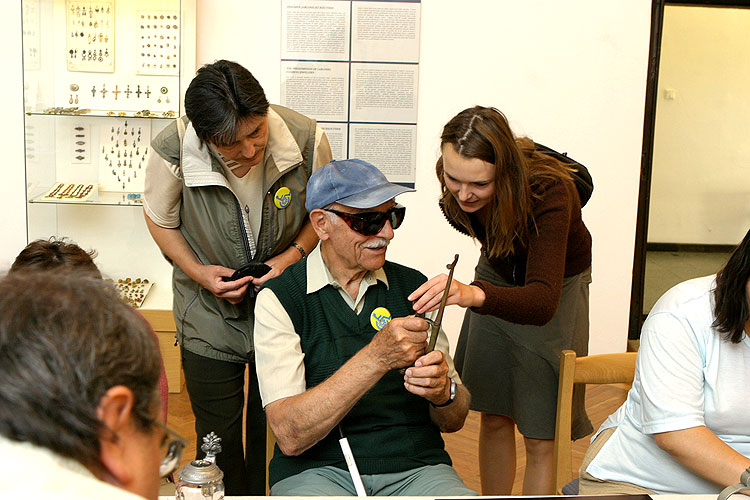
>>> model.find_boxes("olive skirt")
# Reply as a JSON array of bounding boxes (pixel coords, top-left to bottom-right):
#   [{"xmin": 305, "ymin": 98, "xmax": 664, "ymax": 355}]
[{"xmin": 454, "ymin": 255, "xmax": 593, "ymax": 440}]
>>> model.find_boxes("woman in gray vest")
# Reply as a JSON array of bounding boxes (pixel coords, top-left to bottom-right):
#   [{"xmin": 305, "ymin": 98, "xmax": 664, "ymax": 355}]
[{"xmin": 143, "ymin": 60, "xmax": 332, "ymax": 495}]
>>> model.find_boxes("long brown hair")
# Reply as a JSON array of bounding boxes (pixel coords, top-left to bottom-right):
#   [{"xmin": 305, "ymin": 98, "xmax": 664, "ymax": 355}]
[{"xmin": 436, "ymin": 105, "xmax": 574, "ymax": 258}]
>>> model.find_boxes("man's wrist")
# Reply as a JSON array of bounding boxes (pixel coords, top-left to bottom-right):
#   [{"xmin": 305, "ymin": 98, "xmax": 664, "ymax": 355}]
[{"xmin": 432, "ymin": 378, "xmax": 457, "ymax": 408}]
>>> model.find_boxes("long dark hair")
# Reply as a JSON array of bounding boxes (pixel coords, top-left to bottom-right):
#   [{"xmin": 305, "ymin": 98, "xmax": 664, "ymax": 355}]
[
  {"xmin": 436, "ymin": 105, "xmax": 574, "ymax": 258},
  {"xmin": 712, "ymin": 228, "xmax": 750, "ymax": 343}
]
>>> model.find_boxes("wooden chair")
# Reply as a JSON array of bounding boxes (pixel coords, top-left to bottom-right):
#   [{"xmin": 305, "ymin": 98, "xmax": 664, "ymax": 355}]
[
  {"xmin": 265, "ymin": 422, "xmax": 277, "ymax": 495},
  {"xmin": 552, "ymin": 349, "xmax": 637, "ymax": 494}
]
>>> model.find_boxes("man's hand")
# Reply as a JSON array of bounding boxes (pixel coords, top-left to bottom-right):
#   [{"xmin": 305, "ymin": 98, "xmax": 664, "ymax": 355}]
[
  {"xmin": 366, "ymin": 316, "xmax": 429, "ymax": 372},
  {"xmin": 403, "ymin": 350, "xmax": 451, "ymax": 405},
  {"xmin": 196, "ymin": 264, "xmax": 253, "ymax": 304}
]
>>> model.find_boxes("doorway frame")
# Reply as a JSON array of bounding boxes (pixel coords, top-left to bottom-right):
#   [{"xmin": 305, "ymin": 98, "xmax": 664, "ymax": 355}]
[{"xmin": 628, "ymin": 0, "xmax": 750, "ymax": 340}]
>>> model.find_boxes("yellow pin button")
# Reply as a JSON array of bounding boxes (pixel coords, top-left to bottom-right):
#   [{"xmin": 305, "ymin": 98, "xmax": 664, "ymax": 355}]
[
  {"xmin": 274, "ymin": 187, "xmax": 291, "ymax": 209},
  {"xmin": 370, "ymin": 307, "xmax": 392, "ymax": 331}
]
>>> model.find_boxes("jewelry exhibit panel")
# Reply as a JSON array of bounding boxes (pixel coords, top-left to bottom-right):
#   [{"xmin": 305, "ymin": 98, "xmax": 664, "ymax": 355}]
[
  {"xmin": 40, "ymin": 181, "xmax": 97, "ymax": 202},
  {"xmin": 98, "ymin": 118, "xmax": 151, "ymax": 193},
  {"xmin": 65, "ymin": 1, "xmax": 115, "ymax": 73},
  {"xmin": 71, "ymin": 123, "xmax": 90, "ymax": 163},
  {"xmin": 51, "ymin": 80, "xmax": 176, "ymax": 116},
  {"xmin": 23, "ymin": 0, "xmax": 42, "ymax": 71},
  {"xmin": 136, "ymin": 10, "xmax": 180, "ymax": 76},
  {"xmin": 111, "ymin": 277, "xmax": 153, "ymax": 308}
]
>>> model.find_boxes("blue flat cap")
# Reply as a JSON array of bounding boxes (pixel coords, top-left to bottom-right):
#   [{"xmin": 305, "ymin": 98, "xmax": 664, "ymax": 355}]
[{"xmin": 305, "ymin": 159, "xmax": 414, "ymax": 211}]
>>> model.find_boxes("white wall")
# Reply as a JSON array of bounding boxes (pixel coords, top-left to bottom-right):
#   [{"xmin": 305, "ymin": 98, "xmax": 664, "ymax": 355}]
[
  {"xmin": 0, "ymin": 2, "xmax": 28, "ymax": 270},
  {"xmin": 195, "ymin": 0, "xmax": 650, "ymax": 354},
  {"xmin": 1, "ymin": 0, "xmax": 652, "ymax": 355},
  {"xmin": 408, "ymin": 1, "xmax": 650, "ymax": 355},
  {"xmin": 648, "ymin": 6, "xmax": 750, "ymax": 246}
]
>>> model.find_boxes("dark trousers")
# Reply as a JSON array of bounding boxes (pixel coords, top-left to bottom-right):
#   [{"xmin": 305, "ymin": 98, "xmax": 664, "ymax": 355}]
[{"xmin": 181, "ymin": 348, "xmax": 266, "ymax": 495}]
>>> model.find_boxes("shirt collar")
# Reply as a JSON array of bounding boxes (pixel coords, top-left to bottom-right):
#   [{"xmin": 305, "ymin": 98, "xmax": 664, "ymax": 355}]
[
  {"xmin": 306, "ymin": 243, "xmax": 388, "ymax": 294},
  {"xmin": 186, "ymin": 106, "xmax": 304, "ymax": 180},
  {"xmin": 265, "ymin": 107, "xmax": 303, "ymax": 173}
]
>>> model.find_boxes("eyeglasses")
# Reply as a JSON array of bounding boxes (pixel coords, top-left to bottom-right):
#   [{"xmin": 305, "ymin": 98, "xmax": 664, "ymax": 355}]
[
  {"xmin": 151, "ymin": 421, "xmax": 187, "ymax": 478},
  {"xmin": 324, "ymin": 204, "xmax": 406, "ymax": 236}
]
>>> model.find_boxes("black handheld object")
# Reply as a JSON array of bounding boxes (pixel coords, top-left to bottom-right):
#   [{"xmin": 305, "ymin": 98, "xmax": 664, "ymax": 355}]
[{"xmin": 222, "ymin": 262, "xmax": 272, "ymax": 282}]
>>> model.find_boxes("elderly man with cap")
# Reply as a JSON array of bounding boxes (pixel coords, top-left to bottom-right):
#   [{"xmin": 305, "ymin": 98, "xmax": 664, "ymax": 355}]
[{"xmin": 254, "ymin": 159, "xmax": 475, "ymax": 496}]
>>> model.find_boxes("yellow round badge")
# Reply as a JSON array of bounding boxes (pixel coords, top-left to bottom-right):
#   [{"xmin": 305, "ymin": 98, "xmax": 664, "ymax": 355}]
[
  {"xmin": 274, "ymin": 187, "xmax": 292, "ymax": 209},
  {"xmin": 370, "ymin": 307, "xmax": 392, "ymax": 331}
]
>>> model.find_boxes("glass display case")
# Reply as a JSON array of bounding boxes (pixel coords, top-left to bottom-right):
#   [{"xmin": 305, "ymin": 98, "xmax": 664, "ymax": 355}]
[{"xmin": 22, "ymin": 0, "xmax": 195, "ymax": 312}]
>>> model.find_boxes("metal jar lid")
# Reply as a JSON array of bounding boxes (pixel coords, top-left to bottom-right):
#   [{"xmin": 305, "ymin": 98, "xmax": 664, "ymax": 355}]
[{"xmin": 178, "ymin": 459, "xmax": 224, "ymax": 485}]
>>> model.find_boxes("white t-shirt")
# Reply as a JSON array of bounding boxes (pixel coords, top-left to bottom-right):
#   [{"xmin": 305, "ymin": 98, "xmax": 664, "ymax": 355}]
[
  {"xmin": 215, "ymin": 148, "xmax": 265, "ymax": 246},
  {"xmin": 585, "ymin": 275, "xmax": 750, "ymax": 494}
]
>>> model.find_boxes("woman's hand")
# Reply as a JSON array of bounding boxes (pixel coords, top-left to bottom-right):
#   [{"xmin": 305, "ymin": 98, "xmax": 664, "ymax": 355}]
[
  {"xmin": 408, "ymin": 274, "xmax": 486, "ymax": 314},
  {"xmin": 252, "ymin": 247, "xmax": 301, "ymax": 289},
  {"xmin": 196, "ymin": 264, "xmax": 253, "ymax": 304}
]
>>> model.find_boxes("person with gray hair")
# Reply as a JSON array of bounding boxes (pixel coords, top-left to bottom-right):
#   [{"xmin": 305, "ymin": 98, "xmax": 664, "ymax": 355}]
[
  {"xmin": 143, "ymin": 59, "xmax": 332, "ymax": 494},
  {"xmin": 254, "ymin": 159, "xmax": 475, "ymax": 495},
  {"xmin": 9, "ymin": 236, "xmax": 169, "ymax": 424},
  {"xmin": 0, "ymin": 271, "xmax": 185, "ymax": 500}
]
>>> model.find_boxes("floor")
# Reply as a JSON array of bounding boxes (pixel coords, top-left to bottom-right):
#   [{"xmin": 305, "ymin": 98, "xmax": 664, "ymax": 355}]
[
  {"xmin": 166, "ymin": 377, "xmax": 629, "ymax": 495},
  {"xmin": 163, "ymin": 250, "xmax": 729, "ymax": 495},
  {"xmin": 643, "ymin": 250, "xmax": 730, "ymax": 314}
]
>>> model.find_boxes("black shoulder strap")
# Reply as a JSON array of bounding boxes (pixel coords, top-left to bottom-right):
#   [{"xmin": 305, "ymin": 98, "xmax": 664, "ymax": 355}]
[{"xmin": 534, "ymin": 142, "xmax": 594, "ymax": 207}]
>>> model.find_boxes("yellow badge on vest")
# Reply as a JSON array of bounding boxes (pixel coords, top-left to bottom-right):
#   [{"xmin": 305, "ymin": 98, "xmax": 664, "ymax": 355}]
[
  {"xmin": 370, "ymin": 307, "xmax": 392, "ymax": 331},
  {"xmin": 274, "ymin": 187, "xmax": 291, "ymax": 209}
]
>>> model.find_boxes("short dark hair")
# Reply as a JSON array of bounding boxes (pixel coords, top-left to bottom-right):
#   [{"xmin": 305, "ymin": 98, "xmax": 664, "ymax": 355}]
[
  {"xmin": 184, "ymin": 59, "xmax": 270, "ymax": 147},
  {"xmin": 10, "ymin": 237, "xmax": 101, "ymax": 278},
  {"xmin": 0, "ymin": 271, "xmax": 161, "ymax": 470},
  {"xmin": 712, "ymin": 227, "xmax": 750, "ymax": 343}
]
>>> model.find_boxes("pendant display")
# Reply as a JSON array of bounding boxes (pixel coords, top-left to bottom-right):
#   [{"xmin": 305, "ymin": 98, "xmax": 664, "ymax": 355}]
[
  {"xmin": 98, "ymin": 118, "xmax": 151, "ymax": 192},
  {"xmin": 65, "ymin": 1, "xmax": 115, "ymax": 73}
]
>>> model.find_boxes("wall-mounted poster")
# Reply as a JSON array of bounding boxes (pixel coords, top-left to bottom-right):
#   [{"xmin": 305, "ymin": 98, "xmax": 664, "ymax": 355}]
[{"xmin": 281, "ymin": 0, "xmax": 421, "ymax": 186}]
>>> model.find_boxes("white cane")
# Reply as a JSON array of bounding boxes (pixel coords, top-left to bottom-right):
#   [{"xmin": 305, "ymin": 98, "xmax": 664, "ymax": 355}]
[{"xmin": 338, "ymin": 425, "xmax": 367, "ymax": 496}]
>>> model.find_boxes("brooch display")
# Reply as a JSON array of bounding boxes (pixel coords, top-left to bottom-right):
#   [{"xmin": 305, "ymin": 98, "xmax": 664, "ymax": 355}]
[
  {"xmin": 39, "ymin": 182, "xmax": 97, "ymax": 202},
  {"xmin": 112, "ymin": 277, "xmax": 153, "ymax": 308}
]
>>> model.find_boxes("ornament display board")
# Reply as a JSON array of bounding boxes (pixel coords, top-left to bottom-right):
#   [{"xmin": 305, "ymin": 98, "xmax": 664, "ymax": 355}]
[
  {"xmin": 39, "ymin": 182, "xmax": 97, "ymax": 201},
  {"xmin": 23, "ymin": 0, "xmax": 42, "ymax": 70},
  {"xmin": 98, "ymin": 117, "xmax": 151, "ymax": 192},
  {"xmin": 65, "ymin": 1, "xmax": 115, "ymax": 72},
  {"xmin": 112, "ymin": 277, "xmax": 153, "ymax": 308},
  {"xmin": 136, "ymin": 10, "xmax": 180, "ymax": 76}
]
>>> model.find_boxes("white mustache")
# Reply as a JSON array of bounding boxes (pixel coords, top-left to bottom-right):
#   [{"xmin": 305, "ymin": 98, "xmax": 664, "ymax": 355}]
[{"xmin": 363, "ymin": 238, "xmax": 389, "ymax": 249}]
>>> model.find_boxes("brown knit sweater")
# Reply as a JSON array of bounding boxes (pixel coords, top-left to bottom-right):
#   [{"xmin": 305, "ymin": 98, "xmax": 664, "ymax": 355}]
[{"xmin": 443, "ymin": 177, "xmax": 591, "ymax": 326}]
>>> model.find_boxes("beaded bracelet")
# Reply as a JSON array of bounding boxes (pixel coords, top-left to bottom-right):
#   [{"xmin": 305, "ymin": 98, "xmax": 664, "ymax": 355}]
[{"xmin": 291, "ymin": 242, "xmax": 307, "ymax": 259}]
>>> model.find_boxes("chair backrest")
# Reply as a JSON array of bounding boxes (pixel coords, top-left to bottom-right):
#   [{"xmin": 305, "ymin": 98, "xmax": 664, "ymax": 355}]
[
  {"xmin": 552, "ymin": 349, "xmax": 637, "ymax": 494},
  {"xmin": 266, "ymin": 422, "xmax": 277, "ymax": 495}
]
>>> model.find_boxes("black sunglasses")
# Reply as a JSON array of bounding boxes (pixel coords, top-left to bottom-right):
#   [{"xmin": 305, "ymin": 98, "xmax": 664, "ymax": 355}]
[{"xmin": 324, "ymin": 204, "xmax": 406, "ymax": 236}]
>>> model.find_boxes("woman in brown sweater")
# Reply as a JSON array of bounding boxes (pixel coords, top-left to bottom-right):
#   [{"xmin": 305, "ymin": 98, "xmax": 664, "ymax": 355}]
[{"xmin": 409, "ymin": 106, "xmax": 592, "ymax": 495}]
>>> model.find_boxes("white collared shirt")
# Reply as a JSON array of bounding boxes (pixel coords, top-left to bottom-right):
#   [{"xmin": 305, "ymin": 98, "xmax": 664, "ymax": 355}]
[
  {"xmin": 0, "ymin": 435, "xmax": 144, "ymax": 500},
  {"xmin": 254, "ymin": 244, "xmax": 459, "ymax": 407}
]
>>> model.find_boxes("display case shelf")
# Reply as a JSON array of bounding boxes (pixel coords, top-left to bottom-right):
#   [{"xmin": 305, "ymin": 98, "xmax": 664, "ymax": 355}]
[
  {"xmin": 30, "ymin": 188, "xmax": 144, "ymax": 206},
  {"xmin": 27, "ymin": 110, "xmax": 178, "ymax": 119}
]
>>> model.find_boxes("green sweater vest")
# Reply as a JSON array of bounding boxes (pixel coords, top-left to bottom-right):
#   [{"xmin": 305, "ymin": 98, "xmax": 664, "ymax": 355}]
[{"xmin": 264, "ymin": 259, "xmax": 451, "ymax": 487}]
